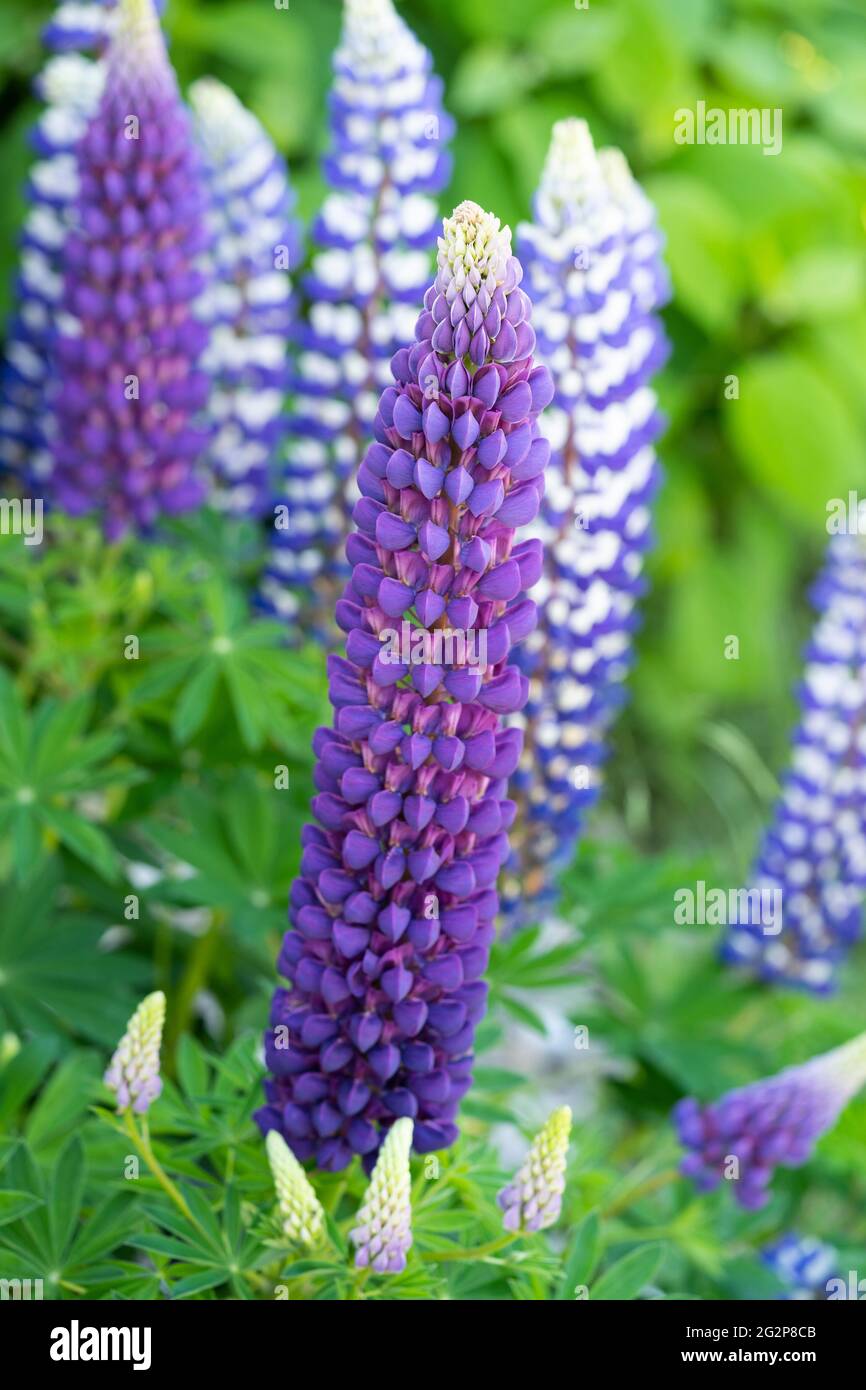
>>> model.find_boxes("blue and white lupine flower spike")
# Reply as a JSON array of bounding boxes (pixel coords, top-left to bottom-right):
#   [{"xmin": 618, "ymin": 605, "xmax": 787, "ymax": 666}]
[
  {"xmin": 723, "ymin": 533, "xmax": 866, "ymax": 992},
  {"xmin": 761, "ymin": 1234, "xmax": 839, "ymax": 1300},
  {"xmin": 501, "ymin": 120, "xmax": 669, "ymax": 928},
  {"xmin": 260, "ymin": 0, "xmax": 453, "ymax": 636},
  {"xmin": 190, "ymin": 78, "xmax": 300, "ymax": 518},
  {"xmin": 0, "ymin": 1, "xmax": 122, "ymax": 486}
]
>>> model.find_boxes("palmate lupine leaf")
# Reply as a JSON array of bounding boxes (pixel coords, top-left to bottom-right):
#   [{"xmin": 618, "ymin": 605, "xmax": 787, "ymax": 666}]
[
  {"xmin": 0, "ymin": 670, "xmax": 143, "ymax": 881},
  {"xmin": 125, "ymin": 577, "xmax": 326, "ymax": 750},
  {"xmin": 139, "ymin": 775, "xmax": 301, "ymax": 951},
  {"xmin": 0, "ymin": 869, "xmax": 147, "ymax": 1044},
  {"xmin": 0, "ymin": 1136, "xmax": 141, "ymax": 1298}
]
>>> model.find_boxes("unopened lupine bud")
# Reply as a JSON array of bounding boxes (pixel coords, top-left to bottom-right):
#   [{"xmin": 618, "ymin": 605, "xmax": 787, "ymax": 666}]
[
  {"xmin": 256, "ymin": 202, "xmax": 553, "ymax": 1170},
  {"xmin": 723, "ymin": 533, "xmax": 866, "ymax": 992},
  {"xmin": 50, "ymin": 0, "xmax": 212, "ymax": 538},
  {"xmin": 674, "ymin": 1028, "xmax": 866, "ymax": 1209},
  {"xmin": 261, "ymin": 0, "xmax": 453, "ymax": 634},
  {"xmin": 497, "ymin": 1104, "xmax": 572, "ymax": 1232},
  {"xmin": 266, "ymin": 1129, "xmax": 326, "ymax": 1248},
  {"xmin": 502, "ymin": 119, "xmax": 668, "ymax": 929},
  {"xmin": 104, "ymin": 989, "xmax": 166, "ymax": 1113},
  {"xmin": 349, "ymin": 1116, "xmax": 413, "ymax": 1273}
]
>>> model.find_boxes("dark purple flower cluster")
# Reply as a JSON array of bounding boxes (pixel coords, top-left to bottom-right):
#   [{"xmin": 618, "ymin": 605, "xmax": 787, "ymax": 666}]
[
  {"xmin": 50, "ymin": 0, "xmax": 211, "ymax": 538},
  {"xmin": 256, "ymin": 201, "xmax": 554, "ymax": 1169}
]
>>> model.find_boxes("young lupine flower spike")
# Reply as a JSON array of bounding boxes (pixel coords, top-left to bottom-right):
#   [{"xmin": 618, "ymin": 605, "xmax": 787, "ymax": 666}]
[
  {"xmin": 350, "ymin": 1115, "xmax": 413, "ymax": 1272},
  {"xmin": 104, "ymin": 989, "xmax": 166, "ymax": 1113},
  {"xmin": 497, "ymin": 1105, "xmax": 572, "ymax": 1233},
  {"xmin": 260, "ymin": 0, "xmax": 453, "ymax": 633},
  {"xmin": 190, "ymin": 78, "xmax": 299, "ymax": 517},
  {"xmin": 723, "ymin": 533, "xmax": 866, "ymax": 992},
  {"xmin": 673, "ymin": 1028, "xmax": 866, "ymax": 1210},
  {"xmin": 502, "ymin": 120, "xmax": 669, "ymax": 927},
  {"xmin": 256, "ymin": 202, "xmax": 554, "ymax": 1170},
  {"xmin": 266, "ymin": 1129, "xmax": 326, "ymax": 1248},
  {"xmin": 51, "ymin": 0, "xmax": 212, "ymax": 538}
]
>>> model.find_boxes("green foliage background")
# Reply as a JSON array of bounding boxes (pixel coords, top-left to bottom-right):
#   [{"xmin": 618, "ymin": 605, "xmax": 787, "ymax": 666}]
[{"xmin": 0, "ymin": 0, "xmax": 864, "ymax": 1301}]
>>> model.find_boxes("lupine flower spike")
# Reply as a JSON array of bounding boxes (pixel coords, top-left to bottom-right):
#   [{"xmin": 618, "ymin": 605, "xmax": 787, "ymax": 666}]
[
  {"xmin": 723, "ymin": 533, "xmax": 866, "ymax": 991},
  {"xmin": 762, "ymin": 1234, "xmax": 838, "ymax": 1300},
  {"xmin": 261, "ymin": 0, "xmax": 453, "ymax": 633},
  {"xmin": 350, "ymin": 1115, "xmax": 413, "ymax": 1273},
  {"xmin": 266, "ymin": 1129, "xmax": 326, "ymax": 1248},
  {"xmin": 104, "ymin": 989, "xmax": 166, "ymax": 1113},
  {"xmin": 256, "ymin": 201, "xmax": 554, "ymax": 1169},
  {"xmin": 0, "ymin": 2, "xmax": 298, "ymax": 520},
  {"xmin": 497, "ymin": 1104, "xmax": 572, "ymax": 1232},
  {"xmin": 0, "ymin": 0, "xmax": 146, "ymax": 485},
  {"xmin": 674, "ymin": 1028, "xmax": 866, "ymax": 1209},
  {"xmin": 49, "ymin": 0, "xmax": 212, "ymax": 538},
  {"xmin": 502, "ymin": 119, "xmax": 669, "ymax": 927},
  {"xmin": 190, "ymin": 78, "xmax": 299, "ymax": 517}
]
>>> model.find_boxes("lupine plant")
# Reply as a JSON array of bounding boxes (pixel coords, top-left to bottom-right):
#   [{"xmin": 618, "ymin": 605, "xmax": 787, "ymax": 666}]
[
  {"xmin": 501, "ymin": 119, "xmax": 669, "ymax": 928},
  {"xmin": 0, "ymin": 0, "xmax": 865, "ymax": 1312},
  {"xmin": 260, "ymin": 0, "xmax": 453, "ymax": 635}
]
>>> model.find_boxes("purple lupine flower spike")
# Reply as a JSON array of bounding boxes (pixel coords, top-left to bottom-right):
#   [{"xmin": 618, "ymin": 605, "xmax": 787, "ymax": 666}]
[
  {"xmin": 723, "ymin": 533, "xmax": 866, "ymax": 992},
  {"xmin": 674, "ymin": 1028, "xmax": 866, "ymax": 1209},
  {"xmin": 50, "ymin": 0, "xmax": 211, "ymax": 538},
  {"xmin": 502, "ymin": 120, "xmax": 669, "ymax": 928},
  {"xmin": 256, "ymin": 202, "xmax": 553, "ymax": 1170},
  {"xmin": 0, "ymin": 1, "xmax": 172, "ymax": 489},
  {"xmin": 190, "ymin": 78, "xmax": 300, "ymax": 517},
  {"xmin": 260, "ymin": 0, "xmax": 453, "ymax": 633}
]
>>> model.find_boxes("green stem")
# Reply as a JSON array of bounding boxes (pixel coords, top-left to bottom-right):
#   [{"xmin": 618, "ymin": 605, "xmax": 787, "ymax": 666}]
[
  {"xmin": 163, "ymin": 911, "xmax": 223, "ymax": 1070},
  {"xmin": 123, "ymin": 1110, "xmax": 206, "ymax": 1237},
  {"xmin": 425, "ymin": 1232, "xmax": 517, "ymax": 1264},
  {"xmin": 604, "ymin": 1167, "xmax": 681, "ymax": 1217}
]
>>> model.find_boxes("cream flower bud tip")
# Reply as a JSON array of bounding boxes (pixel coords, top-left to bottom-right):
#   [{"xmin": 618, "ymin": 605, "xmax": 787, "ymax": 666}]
[
  {"xmin": 438, "ymin": 201, "xmax": 513, "ymax": 288},
  {"xmin": 350, "ymin": 1117, "xmax": 414, "ymax": 1274},
  {"xmin": 104, "ymin": 990, "xmax": 166, "ymax": 1115},
  {"xmin": 266, "ymin": 1130, "xmax": 325, "ymax": 1248},
  {"xmin": 497, "ymin": 1106, "xmax": 573, "ymax": 1234}
]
